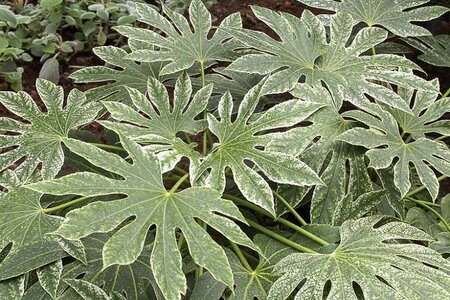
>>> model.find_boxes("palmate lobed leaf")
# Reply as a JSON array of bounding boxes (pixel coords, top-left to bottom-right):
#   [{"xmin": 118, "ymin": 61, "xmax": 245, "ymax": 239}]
[
  {"xmin": 115, "ymin": 0, "xmax": 242, "ymax": 75},
  {"xmin": 267, "ymin": 85, "xmax": 383, "ymax": 224},
  {"xmin": 339, "ymin": 104, "xmax": 450, "ymax": 200},
  {"xmin": 195, "ymin": 78, "xmax": 324, "ymax": 215},
  {"xmin": 296, "ymin": 0, "xmax": 449, "ymax": 37},
  {"xmin": 225, "ymin": 8, "xmax": 435, "ymax": 113},
  {"xmin": 404, "ymin": 35, "xmax": 450, "ymax": 68},
  {"xmin": 0, "ymin": 79, "xmax": 100, "ymax": 180},
  {"xmin": 101, "ymin": 72, "xmax": 211, "ymax": 176},
  {"xmin": 0, "ymin": 170, "xmax": 69, "ymax": 281},
  {"xmin": 26, "ymin": 132, "xmax": 257, "ymax": 300},
  {"xmin": 268, "ymin": 216, "xmax": 450, "ymax": 300},
  {"xmin": 24, "ymin": 233, "xmax": 162, "ymax": 300}
]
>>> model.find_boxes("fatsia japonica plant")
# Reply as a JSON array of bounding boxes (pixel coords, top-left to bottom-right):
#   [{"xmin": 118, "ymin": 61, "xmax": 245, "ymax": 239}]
[{"xmin": 1, "ymin": 0, "xmax": 450, "ymax": 299}]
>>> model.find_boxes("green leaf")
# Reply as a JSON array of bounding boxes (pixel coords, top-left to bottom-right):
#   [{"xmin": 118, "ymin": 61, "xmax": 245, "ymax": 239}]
[
  {"xmin": 267, "ymin": 85, "xmax": 379, "ymax": 224},
  {"xmin": 385, "ymin": 78, "xmax": 450, "ymax": 139},
  {"xmin": 39, "ymin": 58, "xmax": 60, "ymax": 84},
  {"xmin": 339, "ymin": 105, "xmax": 450, "ymax": 200},
  {"xmin": 64, "ymin": 279, "xmax": 110, "ymax": 300},
  {"xmin": 226, "ymin": 8, "xmax": 434, "ymax": 113},
  {"xmin": 101, "ymin": 73, "xmax": 211, "ymax": 174},
  {"xmin": 0, "ymin": 170, "xmax": 67, "ymax": 280},
  {"xmin": 69, "ymin": 46, "xmax": 173, "ymax": 103},
  {"xmin": 191, "ymin": 271, "xmax": 226, "ymax": 300},
  {"xmin": 296, "ymin": 0, "xmax": 449, "ymax": 37},
  {"xmin": 268, "ymin": 216, "xmax": 450, "ymax": 300},
  {"xmin": 227, "ymin": 234, "xmax": 296, "ymax": 299},
  {"xmin": 26, "ymin": 133, "xmax": 257, "ymax": 300},
  {"xmin": 115, "ymin": 0, "xmax": 242, "ymax": 75},
  {"xmin": 0, "ymin": 7, "xmax": 17, "ymax": 27},
  {"xmin": 37, "ymin": 260, "xmax": 63, "ymax": 299},
  {"xmin": 24, "ymin": 233, "xmax": 162, "ymax": 300},
  {"xmin": 0, "ymin": 79, "xmax": 100, "ymax": 179},
  {"xmin": 195, "ymin": 78, "xmax": 324, "ymax": 215},
  {"xmin": 0, "ymin": 277, "xmax": 24, "ymax": 300},
  {"xmin": 40, "ymin": 0, "xmax": 63, "ymax": 9},
  {"xmin": 404, "ymin": 35, "xmax": 450, "ymax": 68}
]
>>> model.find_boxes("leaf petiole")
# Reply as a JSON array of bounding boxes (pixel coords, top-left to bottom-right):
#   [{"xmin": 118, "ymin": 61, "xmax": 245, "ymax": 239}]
[
  {"xmin": 168, "ymin": 173, "xmax": 189, "ymax": 194},
  {"xmin": 42, "ymin": 196, "xmax": 91, "ymax": 214},
  {"xmin": 90, "ymin": 143, "xmax": 126, "ymax": 152},
  {"xmin": 229, "ymin": 241, "xmax": 253, "ymax": 272},
  {"xmin": 273, "ymin": 190, "xmax": 307, "ymax": 226},
  {"xmin": 245, "ymin": 218, "xmax": 316, "ymax": 253},
  {"xmin": 406, "ymin": 196, "xmax": 450, "ymax": 232}
]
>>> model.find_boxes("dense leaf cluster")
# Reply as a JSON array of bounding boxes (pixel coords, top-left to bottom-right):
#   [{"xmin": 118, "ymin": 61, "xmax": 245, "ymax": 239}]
[{"xmin": 1, "ymin": 0, "xmax": 450, "ymax": 299}]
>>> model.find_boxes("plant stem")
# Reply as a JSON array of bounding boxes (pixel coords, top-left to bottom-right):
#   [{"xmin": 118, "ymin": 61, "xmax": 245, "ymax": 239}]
[
  {"xmin": 371, "ymin": 47, "xmax": 376, "ymax": 56},
  {"xmin": 442, "ymin": 87, "xmax": 450, "ymax": 98},
  {"xmin": 174, "ymin": 166, "xmax": 187, "ymax": 175},
  {"xmin": 90, "ymin": 143, "xmax": 126, "ymax": 152},
  {"xmin": 177, "ymin": 232, "xmax": 185, "ymax": 250},
  {"xmin": 42, "ymin": 196, "xmax": 91, "ymax": 214},
  {"xmin": 246, "ymin": 219, "xmax": 316, "ymax": 253},
  {"xmin": 229, "ymin": 241, "xmax": 253, "ymax": 272},
  {"xmin": 273, "ymin": 190, "xmax": 307, "ymax": 226},
  {"xmin": 405, "ymin": 175, "xmax": 448, "ymax": 198},
  {"xmin": 169, "ymin": 173, "xmax": 189, "ymax": 194},
  {"xmin": 406, "ymin": 196, "xmax": 450, "ymax": 232},
  {"xmin": 183, "ymin": 132, "xmax": 192, "ymax": 144},
  {"xmin": 224, "ymin": 194, "xmax": 329, "ymax": 246}
]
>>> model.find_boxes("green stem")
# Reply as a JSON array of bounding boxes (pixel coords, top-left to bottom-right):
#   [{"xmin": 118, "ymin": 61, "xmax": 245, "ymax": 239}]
[
  {"xmin": 169, "ymin": 173, "xmax": 189, "ymax": 194},
  {"xmin": 246, "ymin": 219, "xmax": 316, "ymax": 253},
  {"xmin": 229, "ymin": 241, "xmax": 253, "ymax": 272},
  {"xmin": 442, "ymin": 87, "xmax": 450, "ymax": 98},
  {"xmin": 177, "ymin": 232, "xmax": 185, "ymax": 250},
  {"xmin": 183, "ymin": 132, "xmax": 192, "ymax": 144},
  {"xmin": 371, "ymin": 47, "xmax": 376, "ymax": 56},
  {"xmin": 405, "ymin": 198, "xmax": 441, "ymax": 208},
  {"xmin": 404, "ymin": 135, "xmax": 413, "ymax": 143},
  {"xmin": 405, "ymin": 175, "xmax": 448, "ymax": 198},
  {"xmin": 224, "ymin": 194, "xmax": 329, "ymax": 246},
  {"xmin": 174, "ymin": 166, "xmax": 187, "ymax": 175},
  {"xmin": 273, "ymin": 190, "xmax": 307, "ymax": 226},
  {"xmin": 90, "ymin": 143, "xmax": 126, "ymax": 152},
  {"xmin": 406, "ymin": 196, "xmax": 450, "ymax": 232},
  {"xmin": 42, "ymin": 196, "xmax": 91, "ymax": 214}
]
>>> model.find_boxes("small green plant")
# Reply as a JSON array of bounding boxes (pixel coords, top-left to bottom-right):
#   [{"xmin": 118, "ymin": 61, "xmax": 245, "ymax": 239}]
[{"xmin": 0, "ymin": 0, "xmax": 450, "ymax": 299}]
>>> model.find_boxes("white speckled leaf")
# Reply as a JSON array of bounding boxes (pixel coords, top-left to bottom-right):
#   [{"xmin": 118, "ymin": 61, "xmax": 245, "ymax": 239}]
[
  {"xmin": 0, "ymin": 79, "xmax": 100, "ymax": 179},
  {"xmin": 339, "ymin": 106, "xmax": 450, "ymax": 200},
  {"xmin": 190, "ymin": 271, "xmax": 227, "ymax": 300},
  {"xmin": 37, "ymin": 259, "xmax": 63, "ymax": 300},
  {"xmin": 101, "ymin": 73, "xmax": 209, "ymax": 176},
  {"xmin": 404, "ymin": 35, "xmax": 450, "ymax": 67},
  {"xmin": 64, "ymin": 279, "xmax": 111, "ymax": 300},
  {"xmin": 0, "ymin": 276, "xmax": 25, "ymax": 300},
  {"xmin": 26, "ymin": 133, "xmax": 257, "ymax": 300},
  {"xmin": 115, "ymin": 0, "xmax": 242, "ymax": 75},
  {"xmin": 225, "ymin": 8, "xmax": 435, "ymax": 113},
  {"xmin": 195, "ymin": 78, "xmax": 324, "ymax": 215},
  {"xmin": 267, "ymin": 85, "xmax": 379, "ymax": 224},
  {"xmin": 268, "ymin": 216, "xmax": 450, "ymax": 300},
  {"xmin": 227, "ymin": 234, "xmax": 296, "ymax": 300},
  {"xmin": 69, "ymin": 45, "xmax": 176, "ymax": 103},
  {"xmin": 296, "ymin": 0, "xmax": 449, "ymax": 37},
  {"xmin": 0, "ymin": 170, "xmax": 67, "ymax": 280}
]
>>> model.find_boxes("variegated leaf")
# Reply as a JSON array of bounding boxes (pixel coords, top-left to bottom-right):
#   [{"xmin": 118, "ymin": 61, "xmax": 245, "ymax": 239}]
[
  {"xmin": 296, "ymin": 0, "xmax": 449, "ymax": 37},
  {"xmin": 101, "ymin": 73, "xmax": 210, "ymax": 175},
  {"xmin": 268, "ymin": 216, "xmax": 450, "ymax": 300},
  {"xmin": 0, "ymin": 79, "xmax": 100, "ymax": 179},
  {"xmin": 116, "ymin": 0, "xmax": 242, "ymax": 75},
  {"xmin": 26, "ymin": 133, "xmax": 257, "ymax": 300},
  {"xmin": 195, "ymin": 78, "xmax": 324, "ymax": 215},
  {"xmin": 339, "ymin": 105, "xmax": 450, "ymax": 200},
  {"xmin": 225, "ymin": 8, "xmax": 435, "ymax": 113},
  {"xmin": 404, "ymin": 35, "xmax": 450, "ymax": 68}
]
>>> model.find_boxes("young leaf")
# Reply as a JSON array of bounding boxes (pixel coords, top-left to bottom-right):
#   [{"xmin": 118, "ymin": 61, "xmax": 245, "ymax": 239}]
[
  {"xmin": 268, "ymin": 216, "xmax": 450, "ymax": 300},
  {"xmin": 296, "ymin": 0, "xmax": 449, "ymax": 37},
  {"xmin": 339, "ymin": 106, "xmax": 450, "ymax": 200},
  {"xmin": 115, "ymin": 0, "xmax": 242, "ymax": 75},
  {"xmin": 195, "ymin": 78, "xmax": 324, "ymax": 215},
  {"xmin": 26, "ymin": 133, "xmax": 257, "ymax": 300},
  {"xmin": 226, "ymin": 8, "xmax": 434, "ymax": 112},
  {"xmin": 69, "ymin": 46, "xmax": 172, "ymax": 103},
  {"xmin": 101, "ymin": 73, "xmax": 211, "ymax": 174},
  {"xmin": 0, "ymin": 79, "xmax": 99, "ymax": 179},
  {"xmin": 0, "ymin": 170, "xmax": 67, "ymax": 280},
  {"xmin": 404, "ymin": 35, "xmax": 450, "ymax": 68}
]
